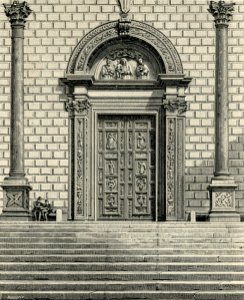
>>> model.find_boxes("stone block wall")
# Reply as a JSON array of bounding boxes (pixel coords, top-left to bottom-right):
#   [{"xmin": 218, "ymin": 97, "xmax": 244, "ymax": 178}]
[{"xmin": 0, "ymin": 0, "xmax": 244, "ymax": 215}]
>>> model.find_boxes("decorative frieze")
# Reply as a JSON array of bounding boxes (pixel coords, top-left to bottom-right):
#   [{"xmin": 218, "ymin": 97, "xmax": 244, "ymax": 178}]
[
  {"xmin": 208, "ymin": 1, "xmax": 235, "ymax": 26},
  {"xmin": 3, "ymin": 0, "xmax": 32, "ymax": 26}
]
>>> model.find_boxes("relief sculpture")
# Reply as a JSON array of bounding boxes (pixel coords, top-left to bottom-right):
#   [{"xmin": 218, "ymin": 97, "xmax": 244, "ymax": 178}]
[
  {"xmin": 135, "ymin": 58, "xmax": 149, "ymax": 79},
  {"xmin": 100, "ymin": 50, "xmax": 150, "ymax": 80}
]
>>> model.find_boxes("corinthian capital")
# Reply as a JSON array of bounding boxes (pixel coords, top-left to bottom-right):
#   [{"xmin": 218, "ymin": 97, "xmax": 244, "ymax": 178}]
[
  {"xmin": 3, "ymin": 0, "xmax": 32, "ymax": 26},
  {"xmin": 65, "ymin": 97, "xmax": 92, "ymax": 115},
  {"xmin": 208, "ymin": 1, "xmax": 235, "ymax": 26}
]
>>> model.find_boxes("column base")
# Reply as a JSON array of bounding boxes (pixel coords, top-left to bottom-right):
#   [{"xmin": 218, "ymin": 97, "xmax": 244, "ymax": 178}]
[
  {"xmin": 0, "ymin": 177, "xmax": 32, "ymax": 221},
  {"xmin": 208, "ymin": 178, "xmax": 240, "ymax": 222}
]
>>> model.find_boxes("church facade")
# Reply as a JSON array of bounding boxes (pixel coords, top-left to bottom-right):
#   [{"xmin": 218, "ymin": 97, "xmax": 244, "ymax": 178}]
[{"xmin": 0, "ymin": 0, "xmax": 243, "ymax": 221}]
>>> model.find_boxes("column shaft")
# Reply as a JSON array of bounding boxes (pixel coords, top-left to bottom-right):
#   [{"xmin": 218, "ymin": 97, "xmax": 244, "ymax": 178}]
[
  {"xmin": 10, "ymin": 26, "xmax": 25, "ymax": 177},
  {"xmin": 215, "ymin": 25, "xmax": 229, "ymax": 177}
]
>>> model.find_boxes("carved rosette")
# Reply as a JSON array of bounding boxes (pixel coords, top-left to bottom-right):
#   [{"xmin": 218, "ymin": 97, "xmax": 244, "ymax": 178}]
[
  {"xmin": 208, "ymin": 1, "xmax": 235, "ymax": 26},
  {"xmin": 65, "ymin": 97, "xmax": 92, "ymax": 115},
  {"xmin": 6, "ymin": 191, "xmax": 23, "ymax": 208},
  {"xmin": 163, "ymin": 99, "xmax": 188, "ymax": 115},
  {"xmin": 3, "ymin": 0, "xmax": 32, "ymax": 26}
]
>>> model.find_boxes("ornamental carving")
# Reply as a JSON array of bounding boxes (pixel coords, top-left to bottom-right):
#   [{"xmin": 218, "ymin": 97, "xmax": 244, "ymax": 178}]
[
  {"xmin": 163, "ymin": 99, "xmax": 188, "ymax": 115},
  {"xmin": 100, "ymin": 50, "xmax": 150, "ymax": 80},
  {"xmin": 65, "ymin": 97, "xmax": 91, "ymax": 114},
  {"xmin": 76, "ymin": 119, "xmax": 84, "ymax": 215},
  {"xmin": 166, "ymin": 119, "xmax": 175, "ymax": 216},
  {"xmin": 208, "ymin": 1, "xmax": 235, "ymax": 26},
  {"xmin": 3, "ymin": 0, "xmax": 32, "ymax": 25},
  {"xmin": 67, "ymin": 20, "xmax": 183, "ymax": 75},
  {"xmin": 215, "ymin": 192, "xmax": 233, "ymax": 208},
  {"xmin": 118, "ymin": 0, "xmax": 131, "ymax": 17},
  {"xmin": 6, "ymin": 191, "xmax": 23, "ymax": 207}
]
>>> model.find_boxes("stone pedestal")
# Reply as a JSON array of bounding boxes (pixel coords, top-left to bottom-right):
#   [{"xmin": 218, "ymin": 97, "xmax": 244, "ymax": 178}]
[
  {"xmin": 208, "ymin": 179, "xmax": 240, "ymax": 222},
  {"xmin": 208, "ymin": 1, "xmax": 240, "ymax": 222},
  {"xmin": 1, "ymin": 1, "xmax": 32, "ymax": 220}
]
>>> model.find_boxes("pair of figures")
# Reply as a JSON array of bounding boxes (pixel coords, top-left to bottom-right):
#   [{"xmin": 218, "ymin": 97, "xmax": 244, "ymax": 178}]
[
  {"xmin": 101, "ymin": 57, "xmax": 149, "ymax": 80},
  {"xmin": 32, "ymin": 196, "xmax": 53, "ymax": 221}
]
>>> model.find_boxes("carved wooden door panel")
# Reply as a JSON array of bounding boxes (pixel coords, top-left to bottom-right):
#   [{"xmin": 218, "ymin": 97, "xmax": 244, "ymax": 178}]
[{"xmin": 97, "ymin": 115, "xmax": 156, "ymax": 220}]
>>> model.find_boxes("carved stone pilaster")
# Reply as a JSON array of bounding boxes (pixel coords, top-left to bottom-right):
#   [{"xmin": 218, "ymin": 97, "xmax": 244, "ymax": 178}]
[
  {"xmin": 74, "ymin": 117, "xmax": 87, "ymax": 219},
  {"xmin": 164, "ymin": 95, "xmax": 186, "ymax": 220},
  {"xmin": 208, "ymin": 1, "xmax": 235, "ymax": 27}
]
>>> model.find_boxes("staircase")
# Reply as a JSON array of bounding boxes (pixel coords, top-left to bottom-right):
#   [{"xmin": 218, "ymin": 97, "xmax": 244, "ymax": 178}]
[{"xmin": 0, "ymin": 222, "xmax": 244, "ymax": 300}]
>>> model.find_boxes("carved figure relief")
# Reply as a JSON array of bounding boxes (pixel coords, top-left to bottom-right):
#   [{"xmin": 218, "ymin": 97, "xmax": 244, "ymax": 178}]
[
  {"xmin": 116, "ymin": 58, "xmax": 132, "ymax": 79},
  {"xmin": 106, "ymin": 193, "xmax": 118, "ymax": 210},
  {"xmin": 100, "ymin": 49, "xmax": 151, "ymax": 80},
  {"xmin": 136, "ymin": 177, "xmax": 147, "ymax": 192},
  {"xmin": 136, "ymin": 194, "xmax": 146, "ymax": 211},
  {"xmin": 107, "ymin": 160, "xmax": 115, "ymax": 175},
  {"xmin": 101, "ymin": 59, "xmax": 116, "ymax": 79},
  {"xmin": 135, "ymin": 58, "xmax": 149, "ymax": 79},
  {"xmin": 106, "ymin": 133, "xmax": 117, "ymax": 150},
  {"xmin": 138, "ymin": 162, "xmax": 146, "ymax": 175},
  {"xmin": 106, "ymin": 177, "xmax": 117, "ymax": 191},
  {"xmin": 137, "ymin": 133, "xmax": 146, "ymax": 150}
]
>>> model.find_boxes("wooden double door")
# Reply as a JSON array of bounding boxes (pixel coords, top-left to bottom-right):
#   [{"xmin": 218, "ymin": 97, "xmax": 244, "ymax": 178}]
[{"xmin": 97, "ymin": 115, "xmax": 156, "ymax": 220}]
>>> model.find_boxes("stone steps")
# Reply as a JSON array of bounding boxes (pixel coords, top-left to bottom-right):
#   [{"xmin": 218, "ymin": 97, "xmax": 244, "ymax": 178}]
[
  {"xmin": 1, "ymin": 280, "xmax": 244, "ymax": 291},
  {"xmin": 0, "ymin": 270, "xmax": 244, "ymax": 281},
  {"xmin": 0, "ymin": 291, "xmax": 244, "ymax": 300},
  {"xmin": 1, "ymin": 262, "xmax": 244, "ymax": 272},
  {"xmin": 0, "ymin": 222, "xmax": 243, "ymax": 299},
  {"xmin": 1, "ymin": 254, "xmax": 244, "ymax": 263},
  {"xmin": 0, "ymin": 248, "xmax": 244, "ymax": 255}
]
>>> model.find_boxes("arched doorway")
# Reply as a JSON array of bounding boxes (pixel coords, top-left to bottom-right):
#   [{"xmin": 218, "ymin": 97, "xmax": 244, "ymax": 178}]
[{"xmin": 61, "ymin": 19, "xmax": 191, "ymax": 221}]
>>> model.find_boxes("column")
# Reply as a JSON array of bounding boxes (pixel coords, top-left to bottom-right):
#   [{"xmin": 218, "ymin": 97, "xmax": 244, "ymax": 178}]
[
  {"xmin": 208, "ymin": 1, "xmax": 240, "ymax": 221},
  {"xmin": 1, "ymin": 1, "xmax": 32, "ymax": 220}
]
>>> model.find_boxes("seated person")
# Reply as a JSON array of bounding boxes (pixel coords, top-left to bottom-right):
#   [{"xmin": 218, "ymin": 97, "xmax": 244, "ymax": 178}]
[
  {"xmin": 32, "ymin": 196, "xmax": 44, "ymax": 221},
  {"xmin": 41, "ymin": 199, "xmax": 53, "ymax": 221}
]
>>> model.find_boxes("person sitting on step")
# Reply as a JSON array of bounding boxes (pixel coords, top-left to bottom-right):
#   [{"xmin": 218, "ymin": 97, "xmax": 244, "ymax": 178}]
[
  {"xmin": 41, "ymin": 199, "xmax": 53, "ymax": 221},
  {"xmin": 32, "ymin": 196, "xmax": 44, "ymax": 221}
]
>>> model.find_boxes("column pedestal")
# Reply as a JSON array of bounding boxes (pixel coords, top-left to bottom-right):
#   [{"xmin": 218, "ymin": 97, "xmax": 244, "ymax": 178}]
[
  {"xmin": 1, "ymin": 178, "xmax": 31, "ymax": 220},
  {"xmin": 208, "ymin": 178, "xmax": 240, "ymax": 222}
]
